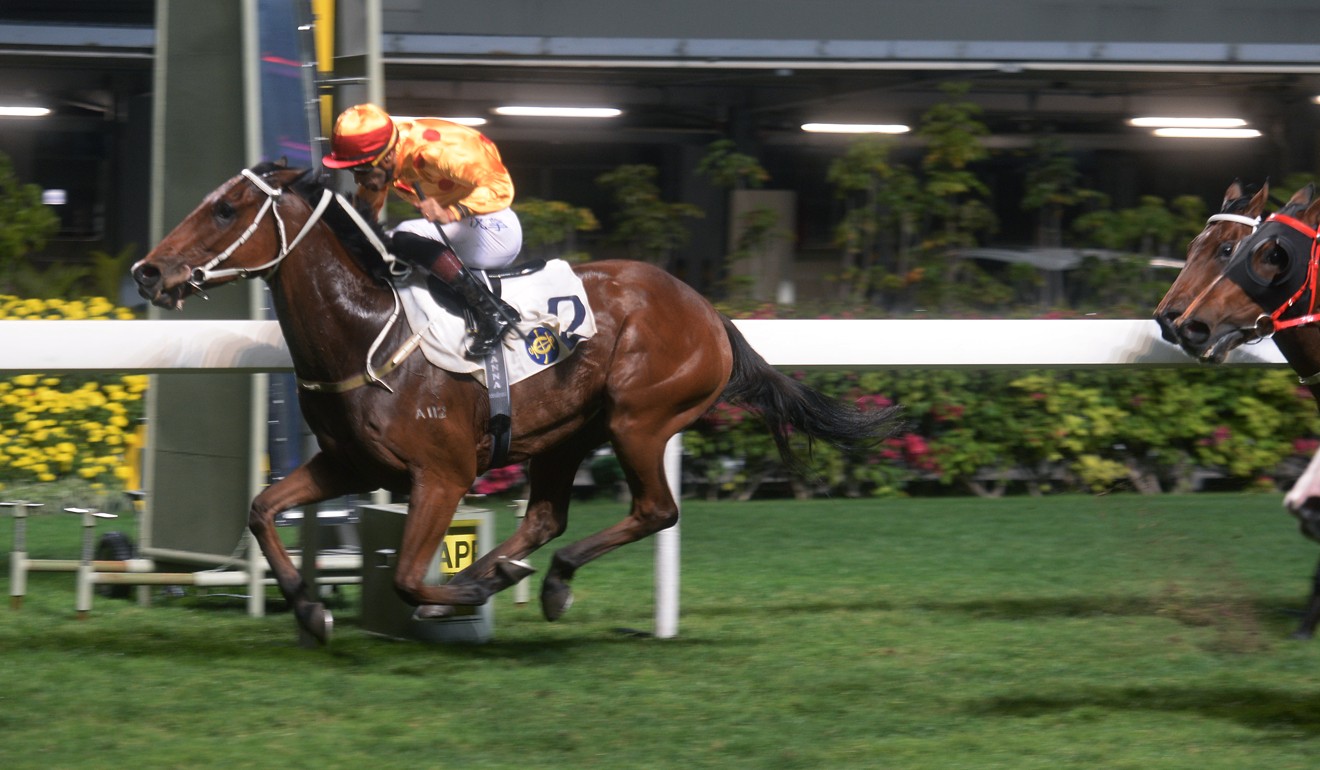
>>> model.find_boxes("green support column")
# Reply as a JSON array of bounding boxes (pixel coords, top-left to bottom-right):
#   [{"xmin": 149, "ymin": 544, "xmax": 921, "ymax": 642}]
[{"xmin": 142, "ymin": 0, "xmax": 262, "ymax": 582}]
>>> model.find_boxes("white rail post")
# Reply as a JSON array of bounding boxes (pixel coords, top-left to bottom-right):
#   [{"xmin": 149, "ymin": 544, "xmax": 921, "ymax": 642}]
[
  {"xmin": 71, "ymin": 508, "xmax": 117, "ymax": 620},
  {"xmin": 512, "ymin": 499, "xmax": 530, "ymax": 605},
  {"xmin": 4, "ymin": 501, "xmax": 41, "ymax": 610},
  {"xmin": 655, "ymin": 433, "xmax": 682, "ymax": 639}
]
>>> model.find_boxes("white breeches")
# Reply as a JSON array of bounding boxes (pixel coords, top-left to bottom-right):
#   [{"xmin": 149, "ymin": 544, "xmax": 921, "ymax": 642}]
[{"xmin": 390, "ymin": 207, "xmax": 523, "ymax": 270}]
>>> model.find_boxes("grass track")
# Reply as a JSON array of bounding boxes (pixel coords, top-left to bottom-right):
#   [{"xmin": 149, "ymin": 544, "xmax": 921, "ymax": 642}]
[{"xmin": 3, "ymin": 493, "xmax": 1320, "ymax": 769}]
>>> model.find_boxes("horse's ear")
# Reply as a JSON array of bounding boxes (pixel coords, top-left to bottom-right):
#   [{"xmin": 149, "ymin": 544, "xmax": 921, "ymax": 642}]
[
  {"xmin": 274, "ymin": 157, "xmax": 289, "ymax": 169},
  {"xmin": 1223, "ymin": 179, "xmax": 1243, "ymax": 207},
  {"xmin": 1247, "ymin": 180, "xmax": 1269, "ymax": 216},
  {"xmin": 1287, "ymin": 183, "xmax": 1314, "ymax": 207},
  {"xmin": 1303, "ymin": 193, "xmax": 1320, "ymax": 227}
]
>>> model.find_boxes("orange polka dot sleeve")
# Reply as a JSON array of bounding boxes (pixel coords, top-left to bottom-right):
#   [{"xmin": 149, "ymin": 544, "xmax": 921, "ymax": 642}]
[{"xmin": 392, "ymin": 119, "xmax": 515, "ymax": 218}]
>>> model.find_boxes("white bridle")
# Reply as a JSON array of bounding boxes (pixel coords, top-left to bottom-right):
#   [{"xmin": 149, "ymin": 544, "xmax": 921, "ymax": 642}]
[
  {"xmin": 189, "ymin": 167, "xmax": 417, "ymax": 392},
  {"xmin": 192, "ymin": 168, "xmax": 354, "ymax": 284}
]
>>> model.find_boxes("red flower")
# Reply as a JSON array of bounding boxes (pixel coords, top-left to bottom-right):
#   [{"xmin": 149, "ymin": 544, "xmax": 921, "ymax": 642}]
[{"xmin": 856, "ymin": 393, "xmax": 894, "ymax": 411}]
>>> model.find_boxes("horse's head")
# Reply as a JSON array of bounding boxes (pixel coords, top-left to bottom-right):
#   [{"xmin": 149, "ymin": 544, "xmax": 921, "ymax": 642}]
[
  {"xmin": 1170, "ymin": 183, "xmax": 1320, "ymax": 363},
  {"xmin": 132, "ymin": 161, "xmax": 310, "ymax": 310},
  {"xmin": 1154, "ymin": 180, "xmax": 1268, "ymax": 344}
]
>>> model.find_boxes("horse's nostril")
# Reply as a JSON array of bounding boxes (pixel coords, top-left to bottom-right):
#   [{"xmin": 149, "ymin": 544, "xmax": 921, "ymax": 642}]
[
  {"xmin": 1177, "ymin": 319, "xmax": 1210, "ymax": 345},
  {"xmin": 132, "ymin": 263, "xmax": 161, "ymax": 285}
]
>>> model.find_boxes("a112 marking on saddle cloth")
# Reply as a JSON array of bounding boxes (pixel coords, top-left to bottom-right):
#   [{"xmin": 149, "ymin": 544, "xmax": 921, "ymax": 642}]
[{"xmin": 395, "ymin": 259, "xmax": 597, "ymax": 388}]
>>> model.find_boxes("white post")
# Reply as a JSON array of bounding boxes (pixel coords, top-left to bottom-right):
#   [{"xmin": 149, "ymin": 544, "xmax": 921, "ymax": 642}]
[
  {"xmin": 512, "ymin": 499, "xmax": 530, "ymax": 605},
  {"xmin": 655, "ymin": 433, "xmax": 682, "ymax": 639},
  {"xmin": 73, "ymin": 508, "xmax": 116, "ymax": 619}
]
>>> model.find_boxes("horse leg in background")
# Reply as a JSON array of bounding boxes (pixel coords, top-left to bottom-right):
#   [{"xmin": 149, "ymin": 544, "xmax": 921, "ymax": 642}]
[
  {"xmin": 443, "ymin": 427, "xmax": 605, "ymax": 600},
  {"xmin": 248, "ymin": 452, "xmax": 364, "ymax": 644},
  {"xmin": 540, "ymin": 420, "xmax": 693, "ymax": 621},
  {"xmin": 1293, "ymin": 555, "xmax": 1320, "ymax": 640}
]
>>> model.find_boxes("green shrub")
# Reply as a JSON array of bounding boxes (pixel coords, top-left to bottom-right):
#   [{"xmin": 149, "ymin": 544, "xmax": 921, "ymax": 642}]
[{"xmin": 685, "ymin": 366, "xmax": 1319, "ymax": 498}]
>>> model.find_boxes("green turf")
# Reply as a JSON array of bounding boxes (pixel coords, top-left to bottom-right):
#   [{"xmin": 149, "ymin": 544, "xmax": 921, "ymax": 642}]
[{"xmin": 3, "ymin": 493, "xmax": 1320, "ymax": 769}]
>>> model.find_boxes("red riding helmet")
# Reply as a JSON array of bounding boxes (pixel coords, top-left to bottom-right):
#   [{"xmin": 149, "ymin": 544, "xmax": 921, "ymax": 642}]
[{"xmin": 323, "ymin": 103, "xmax": 398, "ymax": 169}]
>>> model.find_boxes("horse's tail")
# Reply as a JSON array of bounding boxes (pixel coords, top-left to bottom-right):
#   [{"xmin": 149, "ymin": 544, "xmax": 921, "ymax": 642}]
[{"xmin": 718, "ymin": 317, "xmax": 905, "ymax": 476}]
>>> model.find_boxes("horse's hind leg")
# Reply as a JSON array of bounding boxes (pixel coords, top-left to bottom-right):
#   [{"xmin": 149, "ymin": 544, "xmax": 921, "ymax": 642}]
[{"xmin": 540, "ymin": 427, "xmax": 685, "ymax": 621}]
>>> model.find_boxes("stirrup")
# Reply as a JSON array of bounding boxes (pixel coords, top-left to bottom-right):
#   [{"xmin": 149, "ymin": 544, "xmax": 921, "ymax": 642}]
[{"xmin": 466, "ymin": 318, "xmax": 514, "ymax": 359}]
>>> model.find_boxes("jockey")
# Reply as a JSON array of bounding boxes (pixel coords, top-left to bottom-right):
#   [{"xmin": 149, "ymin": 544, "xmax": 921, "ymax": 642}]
[{"xmin": 323, "ymin": 103, "xmax": 522, "ymax": 358}]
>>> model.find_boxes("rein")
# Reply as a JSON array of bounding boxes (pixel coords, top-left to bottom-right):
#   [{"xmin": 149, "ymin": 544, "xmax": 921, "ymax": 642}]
[{"xmin": 193, "ymin": 168, "xmax": 424, "ymax": 393}]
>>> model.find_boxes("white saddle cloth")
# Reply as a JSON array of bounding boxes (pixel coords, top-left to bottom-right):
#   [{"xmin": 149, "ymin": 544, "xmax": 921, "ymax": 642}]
[{"xmin": 394, "ymin": 259, "xmax": 597, "ymax": 387}]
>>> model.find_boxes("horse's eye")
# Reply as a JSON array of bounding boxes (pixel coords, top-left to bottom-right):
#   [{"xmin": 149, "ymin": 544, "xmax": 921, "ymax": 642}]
[
  {"xmin": 1215, "ymin": 242, "xmax": 1234, "ymax": 260},
  {"xmin": 1250, "ymin": 241, "xmax": 1291, "ymax": 284},
  {"xmin": 214, "ymin": 200, "xmax": 236, "ymax": 224}
]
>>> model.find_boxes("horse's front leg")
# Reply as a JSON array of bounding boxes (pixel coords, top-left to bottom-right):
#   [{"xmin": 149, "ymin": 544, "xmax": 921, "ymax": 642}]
[
  {"xmin": 395, "ymin": 472, "xmax": 495, "ymax": 618},
  {"xmin": 249, "ymin": 452, "xmax": 361, "ymax": 644}
]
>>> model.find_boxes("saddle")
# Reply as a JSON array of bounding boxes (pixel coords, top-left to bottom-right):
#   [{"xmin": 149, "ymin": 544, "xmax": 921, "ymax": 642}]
[{"xmin": 391, "ymin": 257, "xmax": 597, "ymax": 386}]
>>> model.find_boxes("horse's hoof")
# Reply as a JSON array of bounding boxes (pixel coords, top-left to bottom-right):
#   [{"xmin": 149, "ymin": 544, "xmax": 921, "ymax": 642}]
[
  {"xmin": 541, "ymin": 581, "xmax": 574, "ymax": 621},
  {"xmin": 414, "ymin": 604, "xmax": 457, "ymax": 620},
  {"xmin": 299, "ymin": 602, "xmax": 334, "ymax": 645},
  {"xmin": 496, "ymin": 556, "xmax": 536, "ymax": 583}
]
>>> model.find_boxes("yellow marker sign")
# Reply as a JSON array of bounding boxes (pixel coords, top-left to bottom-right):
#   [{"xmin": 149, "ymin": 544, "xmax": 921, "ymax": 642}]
[{"xmin": 439, "ymin": 526, "xmax": 478, "ymax": 575}]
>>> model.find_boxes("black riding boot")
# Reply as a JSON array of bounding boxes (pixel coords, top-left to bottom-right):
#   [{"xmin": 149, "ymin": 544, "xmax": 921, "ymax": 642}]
[
  {"xmin": 391, "ymin": 231, "xmax": 520, "ymax": 358},
  {"xmin": 449, "ymin": 266, "xmax": 521, "ymax": 358}
]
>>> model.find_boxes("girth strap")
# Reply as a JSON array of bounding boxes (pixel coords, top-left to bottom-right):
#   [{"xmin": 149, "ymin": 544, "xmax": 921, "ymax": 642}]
[{"xmin": 481, "ymin": 273, "xmax": 514, "ymax": 468}]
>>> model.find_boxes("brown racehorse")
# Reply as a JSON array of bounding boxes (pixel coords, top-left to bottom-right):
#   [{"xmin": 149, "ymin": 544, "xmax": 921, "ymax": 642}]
[
  {"xmin": 1161, "ymin": 182, "xmax": 1320, "ymax": 639},
  {"xmin": 131, "ymin": 162, "xmax": 902, "ymax": 644},
  {"xmin": 1154, "ymin": 180, "xmax": 1268, "ymax": 348},
  {"xmin": 1155, "ymin": 180, "xmax": 1320, "ymax": 399}
]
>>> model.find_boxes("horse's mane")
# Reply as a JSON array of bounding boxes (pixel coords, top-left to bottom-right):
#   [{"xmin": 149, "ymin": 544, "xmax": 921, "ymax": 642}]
[{"xmin": 250, "ymin": 161, "xmax": 392, "ymax": 274}]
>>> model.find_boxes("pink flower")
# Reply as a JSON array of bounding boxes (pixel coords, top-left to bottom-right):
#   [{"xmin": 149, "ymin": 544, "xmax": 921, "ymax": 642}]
[
  {"xmin": 856, "ymin": 393, "xmax": 894, "ymax": 411},
  {"xmin": 472, "ymin": 463, "xmax": 527, "ymax": 495},
  {"xmin": 933, "ymin": 403, "xmax": 965, "ymax": 421}
]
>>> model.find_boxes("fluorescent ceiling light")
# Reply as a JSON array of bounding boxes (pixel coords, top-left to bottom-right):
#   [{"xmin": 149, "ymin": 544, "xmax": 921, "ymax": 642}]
[
  {"xmin": 801, "ymin": 122, "xmax": 911, "ymax": 134},
  {"xmin": 1127, "ymin": 116, "xmax": 1247, "ymax": 128},
  {"xmin": 1152, "ymin": 127, "xmax": 1262, "ymax": 138},
  {"xmin": 493, "ymin": 106, "xmax": 622, "ymax": 118},
  {"xmin": 0, "ymin": 106, "xmax": 51, "ymax": 117},
  {"xmin": 41, "ymin": 189, "xmax": 67, "ymax": 205}
]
